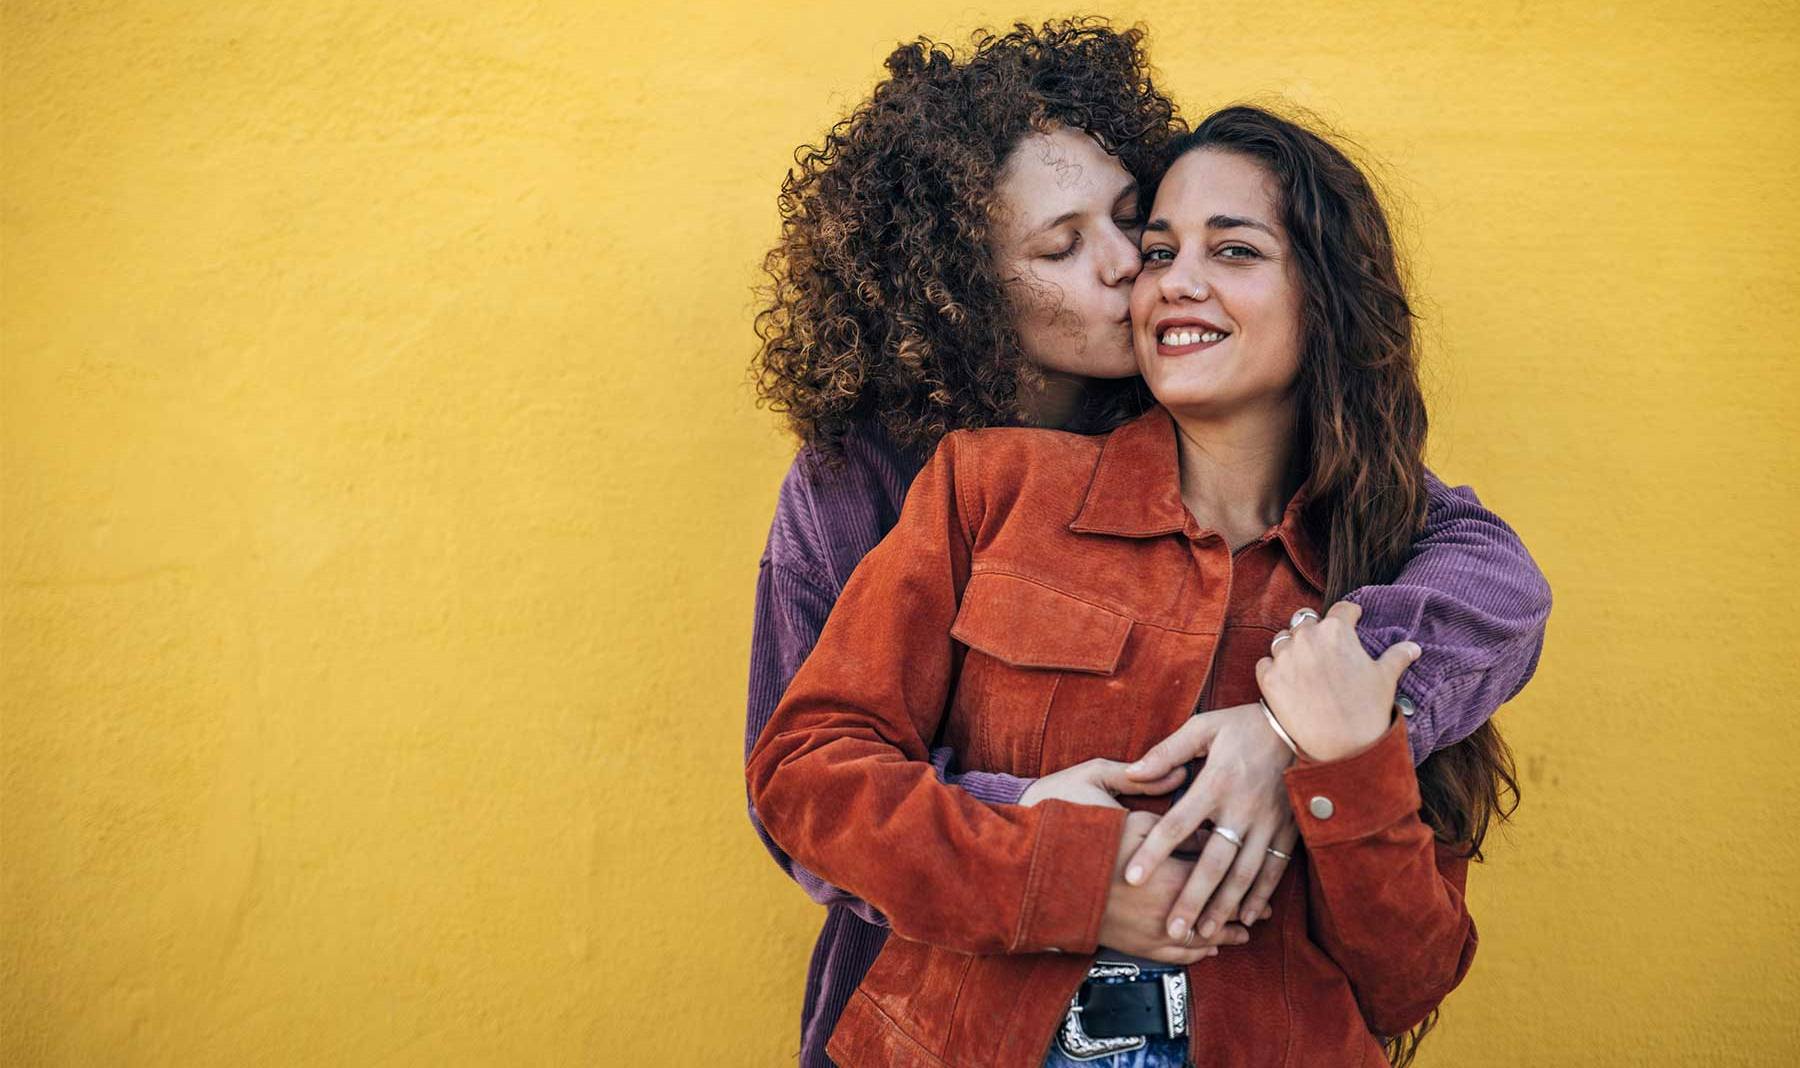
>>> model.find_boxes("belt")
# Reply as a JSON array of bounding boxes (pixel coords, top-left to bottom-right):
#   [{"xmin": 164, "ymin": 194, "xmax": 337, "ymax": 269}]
[{"xmin": 1056, "ymin": 961, "xmax": 1190, "ymax": 1061}]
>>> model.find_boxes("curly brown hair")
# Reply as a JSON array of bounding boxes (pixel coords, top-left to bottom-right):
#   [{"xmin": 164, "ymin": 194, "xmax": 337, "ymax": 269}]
[{"xmin": 751, "ymin": 18, "xmax": 1181, "ymax": 458}]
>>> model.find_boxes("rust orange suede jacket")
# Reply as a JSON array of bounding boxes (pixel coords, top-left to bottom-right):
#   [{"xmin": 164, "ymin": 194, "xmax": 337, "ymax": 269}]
[{"xmin": 746, "ymin": 406, "xmax": 1478, "ymax": 1067}]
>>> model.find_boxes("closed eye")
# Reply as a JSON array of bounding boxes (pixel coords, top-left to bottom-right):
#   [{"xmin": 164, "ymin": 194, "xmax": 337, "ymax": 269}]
[{"xmin": 1044, "ymin": 232, "xmax": 1081, "ymax": 262}]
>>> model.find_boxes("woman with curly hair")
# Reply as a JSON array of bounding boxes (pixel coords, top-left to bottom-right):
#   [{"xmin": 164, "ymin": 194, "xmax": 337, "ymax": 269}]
[{"xmin": 745, "ymin": 20, "xmax": 1549, "ymax": 1067}]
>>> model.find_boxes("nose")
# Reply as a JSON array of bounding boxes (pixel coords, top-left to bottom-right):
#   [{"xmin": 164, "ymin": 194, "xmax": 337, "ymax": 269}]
[
  {"xmin": 1159, "ymin": 259, "xmax": 1210, "ymax": 304},
  {"xmin": 1098, "ymin": 224, "xmax": 1141, "ymax": 288}
]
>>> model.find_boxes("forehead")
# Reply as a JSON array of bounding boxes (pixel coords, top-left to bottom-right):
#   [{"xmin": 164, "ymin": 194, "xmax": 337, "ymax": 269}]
[
  {"xmin": 993, "ymin": 127, "xmax": 1131, "ymax": 225},
  {"xmin": 1153, "ymin": 150, "xmax": 1282, "ymax": 228}
]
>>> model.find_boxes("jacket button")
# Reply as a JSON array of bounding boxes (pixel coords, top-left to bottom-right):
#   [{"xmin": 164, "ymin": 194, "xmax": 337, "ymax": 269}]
[
  {"xmin": 1395, "ymin": 695, "xmax": 1417, "ymax": 718},
  {"xmin": 1308, "ymin": 796, "xmax": 1335, "ymax": 820}
]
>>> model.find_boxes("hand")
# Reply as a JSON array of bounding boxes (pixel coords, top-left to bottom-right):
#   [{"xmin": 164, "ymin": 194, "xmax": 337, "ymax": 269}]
[
  {"xmin": 1098, "ymin": 812, "xmax": 1256, "ymax": 963},
  {"xmin": 1019, "ymin": 757, "xmax": 1187, "ymax": 809},
  {"xmin": 1119, "ymin": 702, "xmax": 1298, "ymax": 943},
  {"xmin": 1258, "ymin": 601, "xmax": 1421, "ymax": 763}
]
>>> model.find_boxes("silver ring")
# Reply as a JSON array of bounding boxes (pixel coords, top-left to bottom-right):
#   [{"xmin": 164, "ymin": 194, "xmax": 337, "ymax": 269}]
[
  {"xmin": 1182, "ymin": 925, "xmax": 1196, "ymax": 947},
  {"xmin": 1288, "ymin": 608, "xmax": 1320, "ymax": 629},
  {"xmin": 1189, "ymin": 286, "xmax": 1203, "ymax": 301},
  {"xmin": 1270, "ymin": 631, "xmax": 1293, "ymax": 651},
  {"xmin": 1210, "ymin": 826, "xmax": 1244, "ymax": 848},
  {"xmin": 1266, "ymin": 846, "xmax": 1292, "ymax": 860}
]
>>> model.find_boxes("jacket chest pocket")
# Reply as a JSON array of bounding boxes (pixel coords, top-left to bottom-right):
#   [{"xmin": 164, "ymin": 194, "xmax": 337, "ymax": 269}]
[{"xmin": 947, "ymin": 572, "xmax": 1133, "ymax": 778}]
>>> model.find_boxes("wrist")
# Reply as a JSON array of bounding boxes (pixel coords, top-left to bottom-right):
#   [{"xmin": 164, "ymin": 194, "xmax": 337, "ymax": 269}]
[
  {"xmin": 1258, "ymin": 699, "xmax": 1301, "ymax": 759},
  {"xmin": 1292, "ymin": 705, "xmax": 1400, "ymax": 764}
]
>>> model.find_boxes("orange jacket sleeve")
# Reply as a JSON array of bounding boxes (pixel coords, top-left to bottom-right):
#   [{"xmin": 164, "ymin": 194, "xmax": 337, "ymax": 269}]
[
  {"xmin": 746, "ymin": 433, "xmax": 1127, "ymax": 956},
  {"xmin": 1284, "ymin": 719, "xmax": 1480, "ymax": 1037}
]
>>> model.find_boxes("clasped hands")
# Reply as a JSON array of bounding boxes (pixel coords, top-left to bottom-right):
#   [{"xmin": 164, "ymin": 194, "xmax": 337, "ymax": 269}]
[{"xmin": 1017, "ymin": 602, "xmax": 1421, "ymax": 964}]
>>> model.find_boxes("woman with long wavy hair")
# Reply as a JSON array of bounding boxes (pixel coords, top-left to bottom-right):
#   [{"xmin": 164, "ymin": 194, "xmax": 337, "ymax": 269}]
[{"xmin": 745, "ymin": 21, "xmax": 1548, "ymax": 1067}]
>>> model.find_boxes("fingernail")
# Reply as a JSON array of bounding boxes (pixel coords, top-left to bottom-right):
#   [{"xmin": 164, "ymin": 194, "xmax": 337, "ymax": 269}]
[
  {"xmin": 1199, "ymin": 920, "xmax": 1216, "ymax": 939},
  {"xmin": 1168, "ymin": 918, "xmax": 1186, "ymax": 939},
  {"xmin": 1126, "ymin": 865, "xmax": 1143, "ymax": 885},
  {"xmin": 1242, "ymin": 908, "xmax": 1256, "ymax": 924}
]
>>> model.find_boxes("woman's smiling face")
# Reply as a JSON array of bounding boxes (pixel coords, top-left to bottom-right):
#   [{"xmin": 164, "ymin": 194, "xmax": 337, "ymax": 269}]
[{"xmin": 1130, "ymin": 148, "xmax": 1305, "ymax": 419}]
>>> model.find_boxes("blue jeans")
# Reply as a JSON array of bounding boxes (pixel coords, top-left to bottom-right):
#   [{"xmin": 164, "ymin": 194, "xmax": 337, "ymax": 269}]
[{"xmin": 1041, "ymin": 965, "xmax": 1190, "ymax": 1068}]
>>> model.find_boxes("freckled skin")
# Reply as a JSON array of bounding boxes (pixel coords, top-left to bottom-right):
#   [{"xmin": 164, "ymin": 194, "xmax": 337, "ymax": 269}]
[{"xmin": 988, "ymin": 127, "xmax": 1145, "ymax": 399}]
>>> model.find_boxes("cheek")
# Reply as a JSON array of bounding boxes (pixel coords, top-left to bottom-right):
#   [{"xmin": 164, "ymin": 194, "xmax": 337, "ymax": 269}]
[
  {"xmin": 1243, "ymin": 282, "xmax": 1303, "ymax": 367},
  {"xmin": 1273, "ymin": 291, "xmax": 1305, "ymax": 376},
  {"xmin": 1129, "ymin": 274, "xmax": 1157, "ymax": 320},
  {"xmin": 1008, "ymin": 270, "xmax": 1088, "ymax": 361}
]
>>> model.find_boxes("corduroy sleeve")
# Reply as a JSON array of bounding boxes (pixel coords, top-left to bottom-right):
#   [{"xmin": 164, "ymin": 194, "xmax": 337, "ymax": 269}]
[{"xmin": 1343, "ymin": 470, "xmax": 1552, "ymax": 764}]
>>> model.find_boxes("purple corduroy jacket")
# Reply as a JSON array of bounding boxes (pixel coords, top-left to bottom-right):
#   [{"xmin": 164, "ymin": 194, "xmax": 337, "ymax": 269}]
[{"xmin": 743, "ymin": 418, "xmax": 1550, "ymax": 1068}]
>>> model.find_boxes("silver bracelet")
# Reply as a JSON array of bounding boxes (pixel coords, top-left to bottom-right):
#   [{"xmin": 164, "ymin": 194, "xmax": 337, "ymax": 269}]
[{"xmin": 1259, "ymin": 698, "xmax": 1300, "ymax": 757}]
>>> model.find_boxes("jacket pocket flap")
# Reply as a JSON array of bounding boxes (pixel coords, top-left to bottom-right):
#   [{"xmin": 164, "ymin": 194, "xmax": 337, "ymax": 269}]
[{"xmin": 950, "ymin": 572, "xmax": 1131, "ymax": 675}]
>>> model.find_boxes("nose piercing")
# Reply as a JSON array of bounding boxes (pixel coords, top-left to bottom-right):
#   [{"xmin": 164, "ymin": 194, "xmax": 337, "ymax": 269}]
[{"xmin": 1189, "ymin": 286, "xmax": 1203, "ymax": 301}]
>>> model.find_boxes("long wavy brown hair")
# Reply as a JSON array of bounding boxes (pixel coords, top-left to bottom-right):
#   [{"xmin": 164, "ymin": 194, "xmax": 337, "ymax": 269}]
[
  {"xmin": 751, "ymin": 18, "xmax": 1181, "ymax": 458},
  {"xmin": 1163, "ymin": 105, "xmax": 1522, "ymax": 1067}
]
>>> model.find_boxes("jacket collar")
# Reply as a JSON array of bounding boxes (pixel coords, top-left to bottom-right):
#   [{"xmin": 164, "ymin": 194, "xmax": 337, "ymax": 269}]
[{"xmin": 1069, "ymin": 405, "xmax": 1327, "ymax": 593}]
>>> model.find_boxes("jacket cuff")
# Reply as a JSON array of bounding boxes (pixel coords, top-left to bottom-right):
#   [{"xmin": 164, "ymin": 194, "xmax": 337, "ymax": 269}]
[
  {"xmin": 1349, "ymin": 624, "xmax": 1439, "ymax": 767},
  {"xmin": 1284, "ymin": 718, "xmax": 1421, "ymax": 849},
  {"xmin": 955, "ymin": 769, "xmax": 1033, "ymax": 807},
  {"xmin": 1013, "ymin": 800, "xmax": 1126, "ymax": 954}
]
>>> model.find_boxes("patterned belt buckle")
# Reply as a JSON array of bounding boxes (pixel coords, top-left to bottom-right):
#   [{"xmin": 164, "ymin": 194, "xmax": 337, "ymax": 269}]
[
  {"xmin": 1161, "ymin": 970, "xmax": 1190, "ymax": 1039},
  {"xmin": 1056, "ymin": 962, "xmax": 1148, "ymax": 1061}
]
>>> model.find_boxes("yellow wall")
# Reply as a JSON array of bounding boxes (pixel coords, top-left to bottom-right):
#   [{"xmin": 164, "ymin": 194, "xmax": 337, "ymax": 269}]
[{"xmin": 4, "ymin": 1, "xmax": 1796, "ymax": 1063}]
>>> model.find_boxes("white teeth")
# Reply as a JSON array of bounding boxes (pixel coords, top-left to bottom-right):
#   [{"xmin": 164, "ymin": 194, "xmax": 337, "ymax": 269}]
[{"xmin": 1160, "ymin": 329, "xmax": 1228, "ymax": 346}]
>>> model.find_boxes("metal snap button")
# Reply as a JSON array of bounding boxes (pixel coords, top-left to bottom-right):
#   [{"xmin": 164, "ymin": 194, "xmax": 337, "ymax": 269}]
[
  {"xmin": 1308, "ymin": 796, "xmax": 1335, "ymax": 820},
  {"xmin": 1395, "ymin": 695, "xmax": 1417, "ymax": 718}
]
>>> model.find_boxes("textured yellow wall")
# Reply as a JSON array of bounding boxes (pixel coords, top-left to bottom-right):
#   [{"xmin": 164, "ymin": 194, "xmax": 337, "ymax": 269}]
[{"xmin": 4, "ymin": 1, "xmax": 1797, "ymax": 1064}]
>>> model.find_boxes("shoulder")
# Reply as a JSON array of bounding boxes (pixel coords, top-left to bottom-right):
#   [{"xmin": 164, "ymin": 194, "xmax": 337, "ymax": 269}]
[
  {"xmin": 1422, "ymin": 466, "xmax": 1477, "ymax": 506},
  {"xmin": 767, "ymin": 420, "xmax": 925, "ymax": 592},
  {"xmin": 1419, "ymin": 466, "xmax": 1521, "ymax": 535},
  {"xmin": 930, "ymin": 425, "xmax": 1107, "ymax": 518},
  {"xmin": 947, "ymin": 424, "xmax": 1104, "ymax": 465}
]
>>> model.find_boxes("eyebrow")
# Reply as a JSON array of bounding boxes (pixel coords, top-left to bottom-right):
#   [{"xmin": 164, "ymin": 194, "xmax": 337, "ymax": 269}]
[
  {"xmin": 1144, "ymin": 213, "xmax": 1278, "ymax": 237},
  {"xmin": 1031, "ymin": 179, "xmax": 1141, "ymax": 236}
]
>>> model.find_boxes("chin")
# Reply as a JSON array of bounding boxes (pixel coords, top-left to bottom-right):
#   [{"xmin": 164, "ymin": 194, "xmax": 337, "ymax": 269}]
[
  {"xmin": 1080, "ymin": 345, "xmax": 1140, "ymax": 380},
  {"xmin": 1041, "ymin": 356, "xmax": 1135, "ymax": 381},
  {"xmin": 1146, "ymin": 378, "xmax": 1230, "ymax": 412}
]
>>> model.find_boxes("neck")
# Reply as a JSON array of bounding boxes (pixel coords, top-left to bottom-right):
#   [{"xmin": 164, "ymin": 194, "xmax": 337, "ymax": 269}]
[
  {"xmin": 1168, "ymin": 400, "xmax": 1303, "ymax": 547},
  {"xmin": 1017, "ymin": 370, "xmax": 1089, "ymax": 430}
]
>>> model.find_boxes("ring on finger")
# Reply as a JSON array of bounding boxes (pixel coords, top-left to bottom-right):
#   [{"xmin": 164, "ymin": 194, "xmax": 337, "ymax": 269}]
[
  {"xmin": 1266, "ymin": 846, "xmax": 1292, "ymax": 860},
  {"xmin": 1270, "ymin": 631, "xmax": 1293, "ymax": 652},
  {"xmin": 1210, "ymin": 826, "xmax": 1245, "ymax": 848},
  {"xmin": 1183, "ymin": 924, "xmax": 1196, "ymax": 947},
  {"xmin": 1288, "ymin": 608, "xmax": 1320, "ymax": 629}
]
